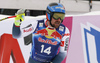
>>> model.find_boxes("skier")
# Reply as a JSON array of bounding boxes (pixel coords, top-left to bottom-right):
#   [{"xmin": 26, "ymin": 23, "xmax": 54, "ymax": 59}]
[{"xmin": 12, "ymin": 2, "xmax": 70, "ymax": 63}]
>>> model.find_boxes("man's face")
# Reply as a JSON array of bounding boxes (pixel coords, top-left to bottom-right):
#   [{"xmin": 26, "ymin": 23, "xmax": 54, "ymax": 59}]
[
  {"xmin": 51, "ymin": 17, "xmax": 62, "ymax": 28},
  {"xmin": 50, "ymin": 13, "xmax": 65, "ymax": 28}
]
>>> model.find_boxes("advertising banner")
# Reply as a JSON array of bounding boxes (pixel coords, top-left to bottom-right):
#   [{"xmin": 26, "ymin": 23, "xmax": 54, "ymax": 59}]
[{"xmin": 66, "ymin": 15, "xmax": 100, "ymax": 63}]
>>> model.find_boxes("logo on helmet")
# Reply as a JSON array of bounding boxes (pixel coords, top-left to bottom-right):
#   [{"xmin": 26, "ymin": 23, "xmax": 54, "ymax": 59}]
[{"xmin": 56, "ymin": 7, "xmax": 65, "ymax": 10}]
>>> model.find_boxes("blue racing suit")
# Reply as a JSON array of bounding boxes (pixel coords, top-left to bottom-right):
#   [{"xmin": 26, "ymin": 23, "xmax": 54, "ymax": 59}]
[{"xmin": 12, "ymin": 18, "xmax": 70, "ymax": 63}]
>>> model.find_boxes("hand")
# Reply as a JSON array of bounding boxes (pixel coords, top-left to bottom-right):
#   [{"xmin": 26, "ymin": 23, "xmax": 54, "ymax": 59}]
[
  {"xmin": 14, "ymin": 9, "xmax": 25, "ymax": 26},
  {"xmin": 16, "ymin": 9, "xmax": 26, "ymax": 15}
]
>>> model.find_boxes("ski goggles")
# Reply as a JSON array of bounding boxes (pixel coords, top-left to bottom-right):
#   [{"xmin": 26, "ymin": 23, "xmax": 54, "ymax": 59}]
[{"xmin": 52, "ymin": 13, "xmax": 65, "ymax": 21}]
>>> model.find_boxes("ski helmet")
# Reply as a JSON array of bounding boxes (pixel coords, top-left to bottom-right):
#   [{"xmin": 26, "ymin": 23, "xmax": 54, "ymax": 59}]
[{"xmin": 46, "ymin": 3, "xmax": 65, "ymax": 22}]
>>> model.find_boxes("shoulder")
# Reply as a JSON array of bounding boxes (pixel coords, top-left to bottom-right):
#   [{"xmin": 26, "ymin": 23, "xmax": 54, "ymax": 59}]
[
  {"xmin": 57, "ymin": 24, "xmax": 69, "ymax": 32},
  {"xmin": 56, "ymin": 24, "xmax": 70, "ymax": 36},
  {"xmin": 60, "ymin": 24, "xmax": 69, "ymax": 32}
]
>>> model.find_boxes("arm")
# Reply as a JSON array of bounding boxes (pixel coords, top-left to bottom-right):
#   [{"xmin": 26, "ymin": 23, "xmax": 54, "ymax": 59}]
[
  {"xmin": 13, "ymin": 21, "xmax": 37, "ymax": 45},
  {"xmin": 52, "ymin": 27, "xmax": 70, "ymax": 63},
  {"xmin": 12, "ymin": 23, "xmax": 33, "ymax": 45},
  {"xmin": 12, "ymin": 9, "xmax": 25, "ymax": 38},
  {"xmin": 12, "ymin": 9, "xmax": 37, "ymax": 45}
]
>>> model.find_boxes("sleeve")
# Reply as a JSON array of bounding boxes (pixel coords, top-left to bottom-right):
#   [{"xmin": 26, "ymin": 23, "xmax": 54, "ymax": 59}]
[
  {"xmin": 12, "ymin": 24, "xmax": 21, "ymax": 38},
  {"xmin": 52, "ymin": 27, "xmax": 70, "ymax": 63},
  {"xmin": 12, "ymin": 19, "xmax": 38, "ymax": 44}
]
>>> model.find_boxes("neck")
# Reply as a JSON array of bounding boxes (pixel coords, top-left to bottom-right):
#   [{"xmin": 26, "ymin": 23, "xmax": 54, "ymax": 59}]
[{"xmin": 47, "ymin": 21, "xmax": 54, "ymax": 28}]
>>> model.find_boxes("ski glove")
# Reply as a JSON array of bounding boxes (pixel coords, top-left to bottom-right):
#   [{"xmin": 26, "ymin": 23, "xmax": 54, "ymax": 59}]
[{"xmin": 14, "ymin": 9, "xmax": 25, "ymax": 26}]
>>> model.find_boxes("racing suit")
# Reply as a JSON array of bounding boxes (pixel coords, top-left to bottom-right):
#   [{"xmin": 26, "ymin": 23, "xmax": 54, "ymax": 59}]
[{"xmin": 12, "ymin": 18, "xmax": 70, "ymax": 63}]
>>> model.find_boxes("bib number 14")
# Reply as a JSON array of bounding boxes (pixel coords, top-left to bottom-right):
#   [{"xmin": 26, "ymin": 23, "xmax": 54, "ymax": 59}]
[{"xmin": 41, "ymin": 45, "xmax": 51, "ymax": 55}]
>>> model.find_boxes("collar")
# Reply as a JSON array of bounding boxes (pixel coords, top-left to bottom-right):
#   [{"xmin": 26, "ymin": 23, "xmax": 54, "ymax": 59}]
[{"xmin": 47, "ymin": 26, "xmax": 55, "ymax": 30}]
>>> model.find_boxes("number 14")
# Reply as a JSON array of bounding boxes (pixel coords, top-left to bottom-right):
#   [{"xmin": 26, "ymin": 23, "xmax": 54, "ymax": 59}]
[{"xmin": 41, "ymin": 45, "xmax": 51, "ymax": 55}]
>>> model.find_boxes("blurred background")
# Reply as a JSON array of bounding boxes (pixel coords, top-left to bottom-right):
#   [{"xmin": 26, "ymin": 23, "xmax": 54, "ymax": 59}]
[{"xmin": 0, "ymin": 0, "xmax": 100, "ymax": 16}]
